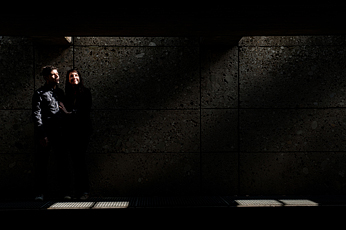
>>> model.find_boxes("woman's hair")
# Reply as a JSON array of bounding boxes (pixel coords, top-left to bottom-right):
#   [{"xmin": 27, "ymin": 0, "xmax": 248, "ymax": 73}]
[{"xmin": 65, "ymin": 68, "xmax": 85, "ymax": 95}]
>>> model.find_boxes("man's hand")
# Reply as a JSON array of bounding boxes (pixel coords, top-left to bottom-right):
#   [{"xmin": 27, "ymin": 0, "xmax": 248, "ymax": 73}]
[{"xmin": 39, "ymin": 137, "xmax": 49, "ymax": 147}]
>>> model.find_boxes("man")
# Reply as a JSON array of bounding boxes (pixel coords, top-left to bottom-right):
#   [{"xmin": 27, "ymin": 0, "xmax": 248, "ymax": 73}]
[{"xmin": 32, "ymin": 65, "xmax": 66, "ymax": 201}]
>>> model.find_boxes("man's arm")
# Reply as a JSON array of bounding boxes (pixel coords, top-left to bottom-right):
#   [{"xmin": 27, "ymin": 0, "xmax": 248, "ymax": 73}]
[{"xmin": 32, "ymin": 91, "xmax": 48, "ymax": 146}]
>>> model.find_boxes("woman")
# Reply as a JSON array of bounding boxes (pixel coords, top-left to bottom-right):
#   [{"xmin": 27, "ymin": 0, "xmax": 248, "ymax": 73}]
[{"xmin": 59, "ymin": 68, "xmax": 92, "ymax": 200}]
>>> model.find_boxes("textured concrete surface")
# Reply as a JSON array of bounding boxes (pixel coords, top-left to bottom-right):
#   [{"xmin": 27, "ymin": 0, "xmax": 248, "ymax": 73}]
[
  {"xmin": 201, "ymin": 47, "xmax": 238, "ymax": 108},
  {"xmin": 1, "ymin": 35, "xmax": 346, "ymax": 198},
  {"xmin": 240, "ymin": 45, "xmax": 346, "ymax": 108},
  {"xmin": 240, "ymin": 109, "xmax": 346, "ymax": 152},
  {"xmin": 201, "ymin": 109, "xmax": 237, "ymax": 152},
  {"xmin": 0, "ymin": 110, "xmax": 35, "ymax": 153},
  {"xmin": 239, "ymin": 152, "xmax": 346, "ymax": 195},
  {"xmin": 238, "ymin": 36, "xmax": 346, "ymax": 195},
  {"xmin": 88, "ymin": 153, "xmax": 200, "ymax": 195},
  {"xmin": 90, "ymin": 110, "xmax": 200, "ymax": 153},
  {"xmin": 74, "ymin": 46, "xmax": 199, "ymax": 109},
  {"xmin": 34, "ymin": 46, "xmax": 73, "ymax": 90},
  {"xmin": 0, "ymin": 38, "xmax": 33, "ymax": 109}
]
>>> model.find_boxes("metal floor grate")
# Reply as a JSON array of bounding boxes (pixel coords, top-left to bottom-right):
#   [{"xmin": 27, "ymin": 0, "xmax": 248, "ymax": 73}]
[
  {"xmin": 0, "ymin": 196, "xmax": 333, "ymax": 210},
  {"xmin": 235, "ymin": 200, "xmax": 282, "ymax": 207},
  {"xmin": 48, "ymin": 202, "xmax": 95, "ymax": 209},
  {"xmin": 279, "ymin": 199, "xmax": 318, "ymax": 206},
  {"xmin": 93, "ymin": 201, "xmax": 129, "ymax": 209}
]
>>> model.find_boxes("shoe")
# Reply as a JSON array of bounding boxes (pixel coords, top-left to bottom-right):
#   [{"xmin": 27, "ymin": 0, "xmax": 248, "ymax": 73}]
[
  {"xmin": 35, "ymin": 194, "xmax": 44, "ymax": 201},
  {"xmin": 80, "ymin": 192, "xmax": 89, "ymax": 200}
]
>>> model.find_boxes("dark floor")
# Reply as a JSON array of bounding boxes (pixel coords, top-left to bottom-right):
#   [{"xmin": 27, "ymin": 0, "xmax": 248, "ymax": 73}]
[
  {"xmin": 2, "ymin": 196, "xmax": 345, "ymax": 226},
  {"xmin": 2, "ymin": 195, "xmax": 346, "ymax": 210}
]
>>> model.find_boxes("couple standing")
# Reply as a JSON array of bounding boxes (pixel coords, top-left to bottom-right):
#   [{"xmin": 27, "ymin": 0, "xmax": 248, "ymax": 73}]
[{"xmin": 32, "ymin": 66, "xmax": 92, "ymax": 201}]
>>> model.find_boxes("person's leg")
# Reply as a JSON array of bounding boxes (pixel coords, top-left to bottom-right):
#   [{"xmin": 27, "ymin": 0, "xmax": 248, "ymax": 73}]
[
  {"xmin": 51, "ymin": 124, "xmax": 72, "ymax": 198},
  {"xmin": 34, "ymin": 141, "xmax": 50, "ymax": 199},
  {"xmin": 71, "ymin": 136, "xmax": 90, "ymax": 197},
  {"xmin": 74, "ymin": 151, "xmax": 90, "ymax": 195}
]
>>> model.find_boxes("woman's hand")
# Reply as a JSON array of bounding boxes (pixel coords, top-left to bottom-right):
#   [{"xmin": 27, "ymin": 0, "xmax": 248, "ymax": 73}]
[
  {"xmin": 39, "ymin": 137, "xmax": 49, "ymax": 147},
  {"xmin": 59, "ymin": 102, "xmax": 72, "ymax": 114}
]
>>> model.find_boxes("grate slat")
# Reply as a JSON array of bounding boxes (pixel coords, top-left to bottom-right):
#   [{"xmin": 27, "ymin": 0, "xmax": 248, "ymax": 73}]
[
  {"xmin": 235, "ymin": 200, "xmax": 282, "ymax": 207},
  {"xmin": 93, "ymin": 201, "xmax": 129, "ymax": 209},
  {"xmin": 48, "ymin": 202, "xmax": 94, "ymax": 209},
  {"xmin": 279, "ymin": 199, "xmax": 318, "ymax": 206}
]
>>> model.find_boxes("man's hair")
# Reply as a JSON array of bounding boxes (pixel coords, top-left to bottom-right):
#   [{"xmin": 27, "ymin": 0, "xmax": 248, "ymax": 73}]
[{"xmin": 41, "ymin": 65, "xmax": 57, "ymax": 78}]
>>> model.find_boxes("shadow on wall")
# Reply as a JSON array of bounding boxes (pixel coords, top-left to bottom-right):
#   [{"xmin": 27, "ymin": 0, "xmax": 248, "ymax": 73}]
[
  {"xmin": 47, "ymin": 36, "xmax": 346, "ymax": 196},
  {"xmin": 74, "ymin": 39, "xmax": 239, "ymax": 196},
  {"xmin": 0, "ymin": 37, "xmax": 207, "ymax": 197},
  {"xmin": 72, "ymin": 38, "xmax": 202, "ymax": 196},
  {"xmin": 238, "ymin": 37, "xmax": 346, "ymax": 195},
  {"xmin": 239, "ymin": 43, "xmax": 346, "ymax": 151},
  {"xmin": 79, "ymin": 45, "xmax": 201, "ymax": 154}
]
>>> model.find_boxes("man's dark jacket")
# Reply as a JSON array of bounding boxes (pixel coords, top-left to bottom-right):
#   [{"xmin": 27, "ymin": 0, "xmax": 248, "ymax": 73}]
[{"xmin": 32, "ymin": 84, "xmax": 64, "ymax": 139}]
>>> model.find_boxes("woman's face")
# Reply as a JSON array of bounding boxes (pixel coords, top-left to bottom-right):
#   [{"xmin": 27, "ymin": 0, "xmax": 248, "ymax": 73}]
[{"xmin": 69, "ymin": 71, "xmax": 80, "ymax": 85}]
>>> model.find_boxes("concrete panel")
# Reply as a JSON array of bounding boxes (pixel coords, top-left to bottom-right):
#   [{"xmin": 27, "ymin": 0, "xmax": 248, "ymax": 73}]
[
  {"xmin": 34, "ymin": 46, "xmax": 73, "ymax": 90},
  {"xmin": 88, "ymin": 152, "xmax": 200, "ymax": 196},
  {"xmin": 201, "ymin": 47, "xmax": 238, "ymax": 108},
  {"xmin": 201, "ymin": 152, "xmax": 238, "ymax": 195},
  {"xmin": 201, "ymin": 109, "xmax": 238, "ymax": 152},
  {"xmin": 240, "ymin": 35, "xmax": 346, "ymax": 46},
  {"xmin": 74, "ymin": 37, "xmax": 117, "ymax": 46},
  {"xmin": 240, "ymin": 109, "xmax": 346, "ymax": 152},
  {"xmin": 239, "ymin": 152, "xmax": 346, "ymax": 195},
  {"xmin": 89, "ymin": 110, "xmax": 200, "ymax": 153},
  {"xmin": 74, "ymin": 46, "xmax": 199, "ymax": 109},
  {"xmin": 0, "ymin": 37, "xmax": 33, "ymax": 109},
  {"xmin": 0, "ymin": 153, "xmax": 34, "ymax": 198},
  {"xmin": 115, "ymin": 37, "xmax": 199, "ymax": 47},
  {"xmin": 0, "ymin": 110, "xmax": 35, "ymax": 154},
  {"xmin": 74, "ymin": 37, "xmax": 199, "ymax": 47},
  {"xmin": 240, "ymin": 46, "xmax": 346, "ymax": 108}
]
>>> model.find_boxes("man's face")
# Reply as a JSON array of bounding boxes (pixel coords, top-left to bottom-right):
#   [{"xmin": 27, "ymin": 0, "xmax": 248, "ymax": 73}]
[{"xmin": 46, "ymin": 69, "xmax": 60, "ymax": 85}]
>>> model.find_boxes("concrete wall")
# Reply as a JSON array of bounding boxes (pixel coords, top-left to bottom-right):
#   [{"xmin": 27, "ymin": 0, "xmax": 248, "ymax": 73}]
[{"xmin": 1, "ymin": 36, "xmax": 346, "ymax": 198}]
